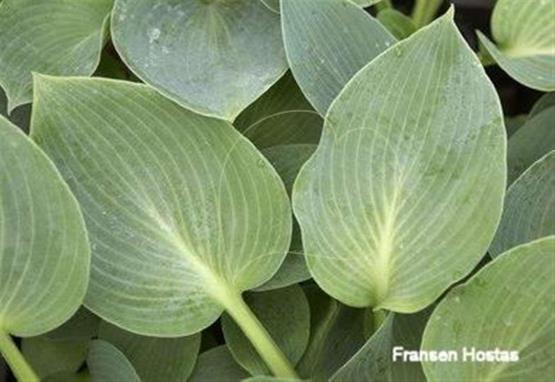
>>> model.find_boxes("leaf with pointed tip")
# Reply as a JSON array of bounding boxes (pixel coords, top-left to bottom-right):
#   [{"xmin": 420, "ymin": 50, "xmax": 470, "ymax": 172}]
[
  {"xmin": 88, "ymin": 340, "xmax": 140, "ymax": 382},
  {"xmin": 281, "ymin": 0, "xmax": 396, "ymax": 115},
  {"xmin": 98, "ymin": 321, "xmax": 200, "ymax": 382},
  {"xmin": 256, "ymin": 144, "xmax": 316, "ymax": 291},
  {"xmin": 46, "ymin": 308, "xmax": 100, "ymax": 342},
  {"xmin": 292, "ymin": 10, "xmax": 506, "ymax": 312},
  {"xmin": 111, "ymin": 0, "xmax": 287, "ymax": 121},
  {"xmin": 223, "ymin": 286, "xmax": 310, "ymax": 376},
  {"xmin": 490, "ymin": 151, "xmax": 555, "ymax": 257},
  {"xmin": 331, "ymin": 310, "xmax": 431, "ymax": 382},
  {"xmin": 477, "ymin": 0, "xmax": 555, "ymax": 91},
  {"xmin": 530, "ymin": 92, "xmax": 555, "ymax": 117},
  {"xmin": 0, "ymin": 116, "xmax": 90, "ymax": 337},
  {"xmin": 235, "ymin": 72, "xmax": 322, "ymax": 149},
  {"xmin": 259, "ymin": 0, "xmax": 381, "ymax": 14},
  {"xmin": 0, "ymin": 0, "xmax": 112, "ymax": 111},
  {"xmin": 297, "ymin": 286, "xmax": 367, "ymax": 381},
  {"xmin": 31, "ymin": 76, "xmax": 292, "ymax": 338},
  {"xmin": 507, "ymin": 106, "xmax": 555, "ymax": 184},
  {"xmin": 190, "ymin": 346, "xmax": 250, "ymax": 382},
  {"xmin": 377, "ymin": 9, "xmax": 416, "ymax": 40},
  {"xmin": 422, "ymin": 237, "xmax": 555, "ymax": 381},
  {"xmin": 22, "ymin": 335, "xmax": 88, "ymax": 379}
]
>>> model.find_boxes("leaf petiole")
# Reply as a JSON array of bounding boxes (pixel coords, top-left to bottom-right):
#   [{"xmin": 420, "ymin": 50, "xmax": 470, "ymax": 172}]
[
  {"xmin": 411, "ymin": 0, "xmax": 443, "ymax": 28},
  {"xmin": 0, "ymin": 330, "xmax": 39, "ymax": 382},
  {"xmin": 224, "ymin": 291, "xmax": 299, "ymax": 379}
]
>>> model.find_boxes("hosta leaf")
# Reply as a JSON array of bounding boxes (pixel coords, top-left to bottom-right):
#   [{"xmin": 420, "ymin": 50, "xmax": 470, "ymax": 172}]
[
  {"xmin": 243, "ymin": 377, "xmax": 301, "ymax": 382},
  {"xmin": 88, "ymin": 340, "xmax": 140, "ymax": 382},
  {"xmin": 0, "ymin": 0, "xmax": 112, "ymax": 111},
  {"xmin": 490, "ymin": 151, "xmax": 555, "ymax": 257},
  {"xmin": 477, "ymin": 0, "xmax": 555, "ymax": 91},
  {"xmin": 22, "ymin": 335, "xmax": 88, "ymax": 379},
  {"xmin": 111, "ymin": 0, "xmax": 287, "ymax": 121},
  {"xmin": 44, "ymin": 371, "xmax": 90, "ymax": 382},
  {"xmin": 529, "ymin": 92, "xmax": 555, "ymax": 117},
  {"xmin": 235, "ymin": 72, "xmax": 322, "ymax": 149},
  {"xmin": 31, "ymin": 76, "xmax": 292, "ymax": 338},
  {"xmin": 507, "ymin": 106, "xmax": 555, "ymax": 184},
  {"xmin": 190, "ymin": 346, "xmax": 250, "ymax": 382},
  {"xmin": 292, "ymin": 10, "xmax": 506, "ymax": 312},
  {"xmin": 1, "ymin": 88, "xmax": 30, "ymax": 133},
  {"xmin": 259, "ymin": 0, "xmax": 381, "ymax": 14},
  {"xmin": 0, "ymin": 116, "xmax": 90, "ymax": 337},
  {"xmin": 46, "ymin": 307, "xmax": 99, "ymax": 342},
  {"xmin": 281, "ymin": 0, "xmax": 396, "ymax": 115},
  {"xmin": 331, "ymin": 310, "xmax": 431, "ymax": 382},
  {"xmin": 377, "ymin": 9, "xmax": 416, "ymax": 40},
  {"xmin": 422, "ymin": 237, "xmax": 555, "ymax": 381},
  {"xmin": 504, "ymin": 114, "xmax": 526, "ymax": 137},
  {"xmin": 257, "ymin": 145, "xmax": 317, "ymax": 291},
  {"xmin": 297, "ymin": 286, "xmax": 367, "ymax": 381},
  {"xmin": 222, "ymin": 285, "xmax": 310, "ymax": 376},
  {"xmin": 98, "ymin": 321, "xmax": 201, "ymax": 382}
]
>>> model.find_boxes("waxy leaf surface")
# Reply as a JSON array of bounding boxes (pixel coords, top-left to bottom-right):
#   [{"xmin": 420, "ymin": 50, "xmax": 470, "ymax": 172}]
[
  {"xmin": 281, "ymin": 0, "xmax": 395, "ymax": 115},
  {"xmin": 88, "ymin": 340, "xmax": 140, "ymax": 382},
  {"xmin": 0, "ymin": 116, "xmax": 89, "ymax": 337},
  {"xmin": 98, "ymin": 321, "xmax": 200, "ymax": 382},
  {"xmin": 189, "ymin": 346, "xmax": 249, "ymax": 382},
  {"xmin": 0, "ymin": 0, "xmax": 112, "ymax": 111},
  {"xmin": 112, "ymin": 0, "xmax": 287, "ymax": 121},
  {"xmin": 477, "ymin": 0, "xmax": 555, "ymax": 91},
  {"xmin": 490, "ymin": 151, "xmax": 555, "ymax": 257},
  {"xmin": 31, "ymin": 76, "xmax": 292, "ymax": 336},
  {"xmin": 293, "ymin": 11, "xmax": 506, "ymax": 312},
  {"xmin": 422, "ymin": 237, "xmax": 555, "ymax": 381}
]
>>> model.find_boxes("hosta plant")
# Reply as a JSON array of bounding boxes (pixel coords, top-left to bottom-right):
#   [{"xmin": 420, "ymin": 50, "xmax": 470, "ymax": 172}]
[{"xmin": 0, "ymin": 0, "xmax": 553, "ymax": 381}]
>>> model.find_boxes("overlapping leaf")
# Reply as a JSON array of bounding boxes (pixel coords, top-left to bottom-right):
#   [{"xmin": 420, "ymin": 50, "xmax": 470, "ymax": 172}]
[
  {"xmin": 189, "ymin": 346, "xmax": 249, "ymax": 382},
  {"xmin": 111, "ymin": 0, "xmax": 287, "ymax": 121},
  {"xmin": 507, "ymin": 106, "xmax": 555, "ymax": 183},
  {"xmin": 222, "ymin": 286, "xmax": 310, "ymax": 376},
  {"xmin": 31, "ymin": 76, "xmax": 292, "ymax": 337},
  {"xmin": 98, "ymin": 321, "xmax": 200, "ymax": 382},
  {"xmin": 490, "ymin": 151, "xmax": 555, "ymax": 257},
  {"xmin": 0, "ymin": 0, "xmax": 112, "ymax": 111},
  {"xmin": 293, "ymin": 10, "xmax": 506, "ymax": 312},
  {"xmin": 377, "ymin": 9, "xmax": 416, "ymax": 40},
  {"xmin": 0, "ymin": 116, "xmax": 90, "ymax": 337},
  {"xmin": 281, "ymin": 0, "xmax": 396, "ymax": 115},
  {"xmin": 332, "ymin": 310, "xmax": 431, "ymax": 382},
  {"xmin": 422, "ymin": 237, "xmax": 555, "ymax": 381},
  {"xmin": 87, "ymin": 340, "xmax": 140, "ymax": 382},
  {"xmin": 477, "ymin": 0, "xmax": 555, "ymax": 91}
]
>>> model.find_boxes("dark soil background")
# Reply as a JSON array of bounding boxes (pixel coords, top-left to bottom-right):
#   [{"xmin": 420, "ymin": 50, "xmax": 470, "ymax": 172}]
[{"xmin": 0, "ymin": 1, "xmax": 544, "ymax": 381}]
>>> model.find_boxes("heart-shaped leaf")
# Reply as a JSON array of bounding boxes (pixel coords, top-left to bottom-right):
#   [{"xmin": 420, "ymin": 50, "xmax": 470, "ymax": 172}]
[
  {"xmin": 0, "ymin": 0, "xmax": 112, "ymax": 111},
  {"xmin": 111, "ymin": 0, "xmax": 287, "ymax": 121},
  {"xmin": 190, "ymin": 346, "xmax": 249, "ymax": 382},
  {"xmin": 331, "ymin": 309, "xmax": 431, "ymax": 382},
  {"xmin": 31, "ymin": 76, "xmax": 297, "ymax": 377},
  {"xmin": 490, "ymin": 151, "xmax": 555, "ymax": 257},
  {"xmin": 477, "ymin": 0, "xmax": 555, "ymax": 91},
  {"xmin": 98, "ymin": 321, "xmax": 200, "ymax": 382},
  {"xmin": 222, "ymin": 285, "xmax": 310, "ymax": 376},
  {"xmin": 281, "ymin": 0, "xmax": 396, "ymax": 115},
  {"xmin": 507, "ymin": 106, "xmax": 555, "ymax": 184},
  {"xmin": 422, "ymin": 236, "xmax": 555, "ymax": 381},
  {"xmin": 87, "ymin": 340, "xmax": 140, "ymax": 382},
  {"xmin": 22, "ymin": 336, "xmax": 88, "ymax": 379},
  {"xmin": 0, "ymin": 116, "xmax": 90, "ymax": 337},
  {"xmin": 292, "ymin": 9, "xmax": 506, "ymax": 312}
]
